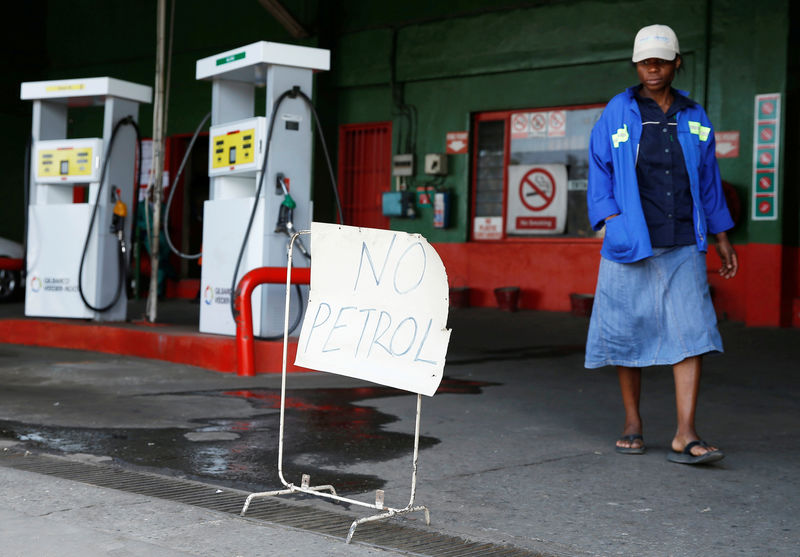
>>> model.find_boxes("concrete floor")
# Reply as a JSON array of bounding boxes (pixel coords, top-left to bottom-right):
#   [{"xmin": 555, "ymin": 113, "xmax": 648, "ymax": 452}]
[{"xmin": 0, "ymin": 302, "xmax": 798, "ymax": 556}]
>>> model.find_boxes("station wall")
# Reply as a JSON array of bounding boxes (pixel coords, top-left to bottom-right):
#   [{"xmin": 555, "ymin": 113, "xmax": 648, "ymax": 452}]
[{"xmin": 3, "ymin": 0, "xmax": 796, "ymax": 325}]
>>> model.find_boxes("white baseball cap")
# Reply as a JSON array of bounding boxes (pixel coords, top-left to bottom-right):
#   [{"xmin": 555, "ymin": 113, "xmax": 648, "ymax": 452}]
[{"xmin": 632, "ymin": 24, "xmax": 680, "ymax": 63}]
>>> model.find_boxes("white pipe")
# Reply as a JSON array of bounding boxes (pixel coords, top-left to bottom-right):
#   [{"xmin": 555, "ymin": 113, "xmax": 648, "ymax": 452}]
[{"xmin": 146, "ymin": 0, "xmax": 167, "ymax": 322}]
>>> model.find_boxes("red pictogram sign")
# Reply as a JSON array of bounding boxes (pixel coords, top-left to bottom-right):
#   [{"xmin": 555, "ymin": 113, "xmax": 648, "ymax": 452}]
[
  {"xmin": 512, "ymin": 114, "xmax": 528, "ymax": 133},
  {"xmin": 548, "ymin": 111, "xmax": 565, "ymax": 137},
  {"xmin": 715, "ymin": 131, "xmax": 739, "ymax": 158},
  {"xmin": 519, "ymin": 168, "xmax": 556, "ymax": 211},
  {"xmin": 446, "ymin": 131, "xmax": 468, "ymax": 154},
  {"xmin": 531, "ymin": 113, "xmax": 546, "ymax": 133},
  {"xmin": 752, "ymin": 93, "xmax": 781, "ymax": 221}
]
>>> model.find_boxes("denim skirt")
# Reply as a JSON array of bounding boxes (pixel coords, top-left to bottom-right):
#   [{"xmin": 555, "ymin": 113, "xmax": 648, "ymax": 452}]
[{"xmin": 584, "ymin": 245, "xmax": 723, "ymax": 369}]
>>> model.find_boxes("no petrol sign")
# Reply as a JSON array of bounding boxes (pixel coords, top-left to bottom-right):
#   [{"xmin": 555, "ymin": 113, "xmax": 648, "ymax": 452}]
[{"xmin": 296, "ymin": 223, "xmax": 452, "ymax": 396}]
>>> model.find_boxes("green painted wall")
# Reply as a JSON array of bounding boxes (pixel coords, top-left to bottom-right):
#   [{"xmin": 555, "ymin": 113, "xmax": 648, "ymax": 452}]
[
  {"xmin": 705, "ymin": 0, "xmax": 790, "ymax": 245},
  {"xmin": 330, "ymin": 0, "xmax": 791, "ymax": 245},
  {"xmin": 0, "ymin": 1, "xmax": 47, "ymax": 244},
  {"xmin": 1, "ymin": 0, "xmax": 793, "ymax": 250}
]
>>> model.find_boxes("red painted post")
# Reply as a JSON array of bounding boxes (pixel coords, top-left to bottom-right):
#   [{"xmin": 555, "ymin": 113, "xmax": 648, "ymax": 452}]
[{"xmin": 234, "ymin": 266, "xmax": 311, "ymax": 377}]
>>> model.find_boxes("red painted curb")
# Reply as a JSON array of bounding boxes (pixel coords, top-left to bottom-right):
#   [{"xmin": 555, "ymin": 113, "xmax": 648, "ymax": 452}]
[{"xmin": 0, "ymin": 318, "xmax": 312, "ymax": 375}]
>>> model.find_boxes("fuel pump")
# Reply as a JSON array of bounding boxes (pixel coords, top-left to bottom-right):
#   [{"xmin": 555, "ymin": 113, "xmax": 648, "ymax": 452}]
[
  {"xmin": 21, "ymin": 77, "xmax": 152, "ymax": 321},
  {"xmin": 195, "ymin": 42, "xmax": 330, "ymax": 337}
]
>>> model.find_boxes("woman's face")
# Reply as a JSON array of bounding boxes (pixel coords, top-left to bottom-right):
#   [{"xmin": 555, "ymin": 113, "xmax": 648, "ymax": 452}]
[{"xmin": 636, "ymin": 57, "xmax": 680, "ymax": 95}]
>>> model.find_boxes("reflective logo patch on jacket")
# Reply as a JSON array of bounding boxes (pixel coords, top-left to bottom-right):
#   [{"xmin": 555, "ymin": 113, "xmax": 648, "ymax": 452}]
[
  {"xmin": 688, "ymin": 120, "xmax": 710, "ymax": 141},
  {"xmin": 612, "ymin": 124, "xmax": 629, "ymax": 148}
]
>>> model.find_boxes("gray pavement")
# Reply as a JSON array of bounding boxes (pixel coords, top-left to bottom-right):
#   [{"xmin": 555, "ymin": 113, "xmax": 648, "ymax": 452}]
[{"xmin": 1, "ymin": 302, "xmax": 799, "ymax": 556}]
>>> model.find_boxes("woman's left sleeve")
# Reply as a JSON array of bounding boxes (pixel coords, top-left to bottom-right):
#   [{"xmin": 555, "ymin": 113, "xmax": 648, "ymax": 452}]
[{"xmin": 699, "ymin": 113, "xmax": 735, "ymax": 234}]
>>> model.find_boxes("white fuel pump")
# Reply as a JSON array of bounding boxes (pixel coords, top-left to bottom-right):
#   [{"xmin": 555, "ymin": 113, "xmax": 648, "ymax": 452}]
[
  {"xmin": 195, "ymin": 42, "xmax": 330, "ymax": 336},
  {"xmin": 21, "ymin": 77, "xmax": 152, "ymax": 321}
]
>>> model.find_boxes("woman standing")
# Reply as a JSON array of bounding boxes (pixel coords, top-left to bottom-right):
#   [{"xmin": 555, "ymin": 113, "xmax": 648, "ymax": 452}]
[{"xmin": 585, "ymin": 24, "xmax": 738, "ymax": 465}]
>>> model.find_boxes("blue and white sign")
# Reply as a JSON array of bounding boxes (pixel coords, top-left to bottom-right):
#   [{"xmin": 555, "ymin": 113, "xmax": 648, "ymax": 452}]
[{"xmin": 295, "ymin": 223, "xmax": 451, "ymax": 396}]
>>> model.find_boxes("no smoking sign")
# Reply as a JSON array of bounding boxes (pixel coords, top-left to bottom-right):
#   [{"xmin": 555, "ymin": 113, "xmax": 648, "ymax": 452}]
[
  {"xmin": 506, "ymin": 164, "xmax": 567, "ymax": 235},
  {"xmin": 548, "ymin": 111, "xmax": 566, "ymax": 137},
  {"xmin": 520, "ymin": 168, "xmax": 556, "ymax": 211}
]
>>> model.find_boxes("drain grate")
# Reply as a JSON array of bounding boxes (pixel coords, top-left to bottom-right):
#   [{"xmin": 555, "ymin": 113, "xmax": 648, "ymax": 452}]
[{"xmin": 0, "ymin": 449, "xmax": 546, "ymax": 556}]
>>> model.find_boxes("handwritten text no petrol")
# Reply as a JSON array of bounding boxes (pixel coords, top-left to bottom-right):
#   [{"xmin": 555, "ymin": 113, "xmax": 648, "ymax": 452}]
[{"xmin": 302, "ymin": 235, "xmax": 438, "ymax": 365}]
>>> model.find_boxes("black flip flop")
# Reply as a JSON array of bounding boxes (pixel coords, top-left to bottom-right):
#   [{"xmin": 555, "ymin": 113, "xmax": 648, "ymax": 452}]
[
  {"xmin": 615, "ymin": 434, "xmax": 645, "ymax": 455},
  {"xmin": 667, "ymin": 440, "xmax": 724, "ymax": 465}
]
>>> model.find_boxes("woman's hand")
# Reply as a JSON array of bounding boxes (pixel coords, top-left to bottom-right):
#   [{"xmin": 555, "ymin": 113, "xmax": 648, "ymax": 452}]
[{"xmin": 714, "ymin": 231, "xmax": 738, "ymax": 279}]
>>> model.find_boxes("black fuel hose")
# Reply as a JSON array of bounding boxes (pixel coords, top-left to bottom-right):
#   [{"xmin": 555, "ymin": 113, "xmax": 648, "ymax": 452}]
[
  {"xmin": 229, "ymin": 89, "xmax": 298, "ymax": 339},
  {"xmin": 229, "ymin": 86, "xmax": 344, "ymax": 340},
  {"xmin": 78, "ymin": 116, "xmax": 141, "ymax": 313},
  {"xmin": 163, "ymin": 111, "xmax": 210, "ymax": 259}
]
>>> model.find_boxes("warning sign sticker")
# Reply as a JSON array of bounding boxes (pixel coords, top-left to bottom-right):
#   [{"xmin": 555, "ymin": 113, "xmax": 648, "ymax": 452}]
[
  {"xmin": 473, "ymin": 216, "xmax": 503, "ymax": 240},
  {"xmin": 530, "ymin": 113, "xmax": 547, "ymax": 138},
  {"xmin": 511, "ymin": 113, "xmax": 529, "ymax": 139},
  {"xmin": 519, "ymin": 168, "xmax": 557, "ymax": 211},
  {"xmin": 506, "ymin": 164, "xmax": 567, "ymax": 235},
  {"xmin": 715, "ymin": 131, "xmax": 739, "ymax": 158},
  {"xmin": 510, "ymin": 111, "xmax": 566, "ymax": 139},
  {"xmin": 547, "ymin": 111, "xmax": 566, "ymax": 137},
  {"xmin": 752, "ymin": 93, "xmax": 781, "ymax": 221},
  {"xmin": 756, "ymin": 170, "xmax": 775, "ymax": 193}
]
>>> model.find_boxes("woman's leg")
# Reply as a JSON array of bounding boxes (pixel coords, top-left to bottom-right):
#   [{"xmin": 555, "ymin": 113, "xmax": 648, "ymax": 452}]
[
  {"xmin": 616, "ymin": 366, "xmax": 643, "ymax": 449},
  {"xmin": 671, "ymin": 355, "xmax": 718, "ymax": 455}
]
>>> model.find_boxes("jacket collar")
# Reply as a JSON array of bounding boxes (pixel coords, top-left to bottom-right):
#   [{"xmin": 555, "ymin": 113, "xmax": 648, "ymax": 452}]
[{"xmin": 625, "ymin": 85, "xmax": 695, "ymax": 105}]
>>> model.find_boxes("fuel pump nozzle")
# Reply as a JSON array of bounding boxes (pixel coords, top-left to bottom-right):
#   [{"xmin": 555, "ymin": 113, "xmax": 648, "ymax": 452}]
[
  {"xmin": 110, "ymin": 187, "xmax": 128, "ymax": 255},
  {"xmin": 274, "ymin": 174, "xmax": 310, "ymax": 259}
]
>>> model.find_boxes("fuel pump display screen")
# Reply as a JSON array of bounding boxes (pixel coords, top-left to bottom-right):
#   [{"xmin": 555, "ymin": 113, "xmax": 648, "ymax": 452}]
[
  {"xmin": 35, "ymin": 139, "xmax": 102, "ymax": 183},
  {"xmin": 211, "ymin": 127, "xmax": 256, "ymax": 170}
]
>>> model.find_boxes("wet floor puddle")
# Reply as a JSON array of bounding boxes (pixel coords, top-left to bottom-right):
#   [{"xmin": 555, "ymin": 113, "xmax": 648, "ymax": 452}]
[{"xmin": 0, "ymin": 378, "xmax": 495, "ymax": 495}]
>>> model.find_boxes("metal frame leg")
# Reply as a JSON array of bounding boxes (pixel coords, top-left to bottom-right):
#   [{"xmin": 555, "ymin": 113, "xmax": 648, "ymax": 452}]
[{"xmin": 240, "ymin": 232, "xmax": 431, "ymax": 543}]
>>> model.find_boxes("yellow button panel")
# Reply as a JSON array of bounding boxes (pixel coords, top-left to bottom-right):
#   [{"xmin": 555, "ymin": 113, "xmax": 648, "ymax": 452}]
[
  {"xmin": 34, "ymin": 138, "xmax": 102, "ymax": 183},
  {"xmin": 211, "ymin": 128, "xmax": 256, "ymax": 169},
  {"xmin": 37, "ymin": 146, "xmax": 95, "ymax": 180}
]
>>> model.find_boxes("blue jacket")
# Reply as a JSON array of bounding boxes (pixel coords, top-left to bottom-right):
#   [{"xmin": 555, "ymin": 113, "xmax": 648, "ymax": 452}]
[{"xmin": 588, "ymin": 86, "xmax": 734, "ymax": 263}]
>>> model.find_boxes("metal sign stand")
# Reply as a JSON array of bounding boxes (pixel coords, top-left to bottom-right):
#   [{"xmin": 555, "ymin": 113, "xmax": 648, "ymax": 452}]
[{"xmin": 240, "ymin": 232, "xmax": 431, "ymax": 543}]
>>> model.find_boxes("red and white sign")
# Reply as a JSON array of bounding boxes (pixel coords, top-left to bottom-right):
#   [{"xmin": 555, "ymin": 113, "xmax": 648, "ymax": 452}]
[
  {"xmin": 473, "ymin": 216, "xmax": 503, "ymax": 240},
  {"xmin": 547, "ymin": 111, "xmax": 566, "ymax": 137},
  {"xmin": 752, "ymin": 93, "xmax": 781, "ymax": 221},
  {"xmin": 510, "ymin": 113, "xmax": 529, "ymax": 139},
  {"xmin": 511, "ymin": 114, "xmax": 528, "ymax": 136},
  {"xmin": 506, "ymin": 164, "xmax": 567, "ymax": 235},
  {"xmin": 446, "ymin": 131, "xmax": 468, "ymax": 154},
  {"xmin": 519, "ymin": 168, "xmax": 556, "ymax": 211},
  {"xmin": 510, "ymin": 111, "xmax": 567, "ymax": 140},
  {"xmin": 530, "ymin": 113, "xmax": 547, "ymax": 137},
  {"xmin": 715, "ymin": 131, "xmax": 739, "ymax": 158}
]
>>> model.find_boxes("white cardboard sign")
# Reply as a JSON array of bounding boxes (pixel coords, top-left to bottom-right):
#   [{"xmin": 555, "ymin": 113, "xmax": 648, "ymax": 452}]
[{"xmin": 295, "ymin": 223, "xmax": 451, "ymax": 396}]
